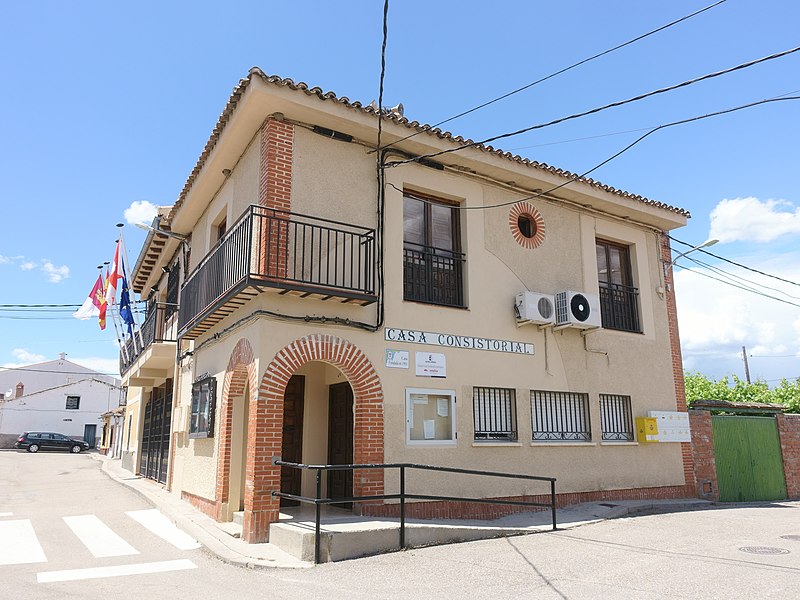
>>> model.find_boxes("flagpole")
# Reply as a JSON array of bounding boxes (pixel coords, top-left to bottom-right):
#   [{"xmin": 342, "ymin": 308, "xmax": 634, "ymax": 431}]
[
  {"xmin": 117, "ymin": 225, "xmax": 145, "ymax": 352},
  {"xmin": 103, "ymin": 261, "xmax": 129, "ymax": 367}
]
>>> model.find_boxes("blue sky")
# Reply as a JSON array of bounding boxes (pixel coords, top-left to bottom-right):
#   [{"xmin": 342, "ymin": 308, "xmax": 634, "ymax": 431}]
[{"xmin": 1, "ymin": 1, "xmax": 798, "ymax": 385}]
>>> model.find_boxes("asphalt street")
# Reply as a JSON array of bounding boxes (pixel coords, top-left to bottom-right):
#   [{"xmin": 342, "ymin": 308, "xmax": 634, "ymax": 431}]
[{"xmin": 1, "ymin": 450, "xmax": 798, "ymax": 599}]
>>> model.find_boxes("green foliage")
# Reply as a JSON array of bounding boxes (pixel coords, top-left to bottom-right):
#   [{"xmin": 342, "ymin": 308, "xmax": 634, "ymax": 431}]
[{"xmin": 685, "ymin": 371, "xmax": 800, "ymax": 413}]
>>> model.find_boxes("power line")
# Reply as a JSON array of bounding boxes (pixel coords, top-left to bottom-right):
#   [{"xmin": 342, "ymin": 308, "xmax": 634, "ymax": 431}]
[
  {"xmin": 685, "ymin": 256, "xmax": 800, "ymax": 301},
  {"xmin": 387, "ymin": 45, "xmax": 800, "ymax": 168},
  {"xmin": 670, "ymin": 235, "xmax": 800, "ymax": 288},
  {"xmin": 750, "ymin": 354, "xmax": 800, "ymax": 359},
  {"xmin": 381, "ymin": 0, "xmax": 728, "ymax": 151},
  {"xmin": 676, "ymin": 257, "xmax": 800, "ymax": 309},
  {"xmin": 388, "ymin": 95, "xmax": 800, "ymax": 212}
]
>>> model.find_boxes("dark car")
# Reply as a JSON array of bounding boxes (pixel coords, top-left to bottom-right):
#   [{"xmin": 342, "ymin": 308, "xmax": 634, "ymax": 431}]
[{"xmin": 14, "ymin": 432, "xmax": 90, "ymax": 454}]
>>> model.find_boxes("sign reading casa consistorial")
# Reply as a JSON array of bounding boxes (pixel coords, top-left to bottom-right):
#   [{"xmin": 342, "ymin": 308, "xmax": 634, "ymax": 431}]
[{"xmin": 384, "ymin": 328, "xmax": 534, "ymax": 355}]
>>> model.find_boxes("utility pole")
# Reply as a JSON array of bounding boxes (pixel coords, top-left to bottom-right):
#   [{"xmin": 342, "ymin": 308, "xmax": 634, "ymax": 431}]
[{"xmin": 741, "ymin": 345, "xmax": 751, "ymax": 384}]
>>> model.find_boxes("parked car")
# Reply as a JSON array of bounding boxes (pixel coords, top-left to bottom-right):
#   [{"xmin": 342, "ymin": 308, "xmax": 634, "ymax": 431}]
[{"xmin": 14, "ymin": 432, "xmax": 90, "ymax": 453}]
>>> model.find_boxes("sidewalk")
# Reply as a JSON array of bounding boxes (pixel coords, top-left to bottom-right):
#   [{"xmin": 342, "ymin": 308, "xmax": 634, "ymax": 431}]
[{"xmin": 93, "ymin": 453, "xmax": 710, "ymax": 569}]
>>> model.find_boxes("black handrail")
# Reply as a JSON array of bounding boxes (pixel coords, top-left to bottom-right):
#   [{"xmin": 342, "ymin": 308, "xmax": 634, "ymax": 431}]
[{"xmin": 272, "ymin": 460, "xmax": 557, "ymax": 564}]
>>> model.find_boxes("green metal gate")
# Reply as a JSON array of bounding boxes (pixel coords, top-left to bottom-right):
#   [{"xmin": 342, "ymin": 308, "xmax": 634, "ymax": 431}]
[{"xmin": 711, "ymin": 415, "xmax": 787, "ymax": 502}]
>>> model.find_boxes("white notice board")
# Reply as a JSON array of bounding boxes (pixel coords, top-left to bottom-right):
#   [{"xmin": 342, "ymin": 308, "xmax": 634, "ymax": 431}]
[{"xmin": 648, "ymin": 411, "xmax": 691, "ymax": 442}]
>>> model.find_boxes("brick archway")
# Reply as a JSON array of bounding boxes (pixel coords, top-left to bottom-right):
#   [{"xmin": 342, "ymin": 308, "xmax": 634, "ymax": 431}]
[
  {"xmin": 242, "ymin": 334, "xmax": 384, "ymax": 543},
  {"xmin": 215, "ymin": 338, "xmax": 258, "ymax": 521}
]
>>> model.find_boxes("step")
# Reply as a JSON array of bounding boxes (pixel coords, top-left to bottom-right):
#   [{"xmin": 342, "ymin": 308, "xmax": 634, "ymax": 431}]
[
  {"xmin": 268, "ymin": 519, "xmax": 536, "ymax": 563},
  {"xmin": 232, "ymin": 511, "xmax": 244, "ymax": 526}
]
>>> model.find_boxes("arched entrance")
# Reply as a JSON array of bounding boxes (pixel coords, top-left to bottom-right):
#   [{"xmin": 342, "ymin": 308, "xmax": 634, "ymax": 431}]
[
  {"xmin": 242, "ymin": 334, "xmax": 384, "ymax": 543},
  {"xmin": 215, "ymin": 338, "xmax": 258, "ymax": 522}
]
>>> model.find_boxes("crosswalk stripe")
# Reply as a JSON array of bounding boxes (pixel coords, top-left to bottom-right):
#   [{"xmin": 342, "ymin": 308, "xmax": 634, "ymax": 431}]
[
  {"xmin": 0, "ymin": 520, "xmax": 47, "ymax": 565},
  {"xmin": 125, "ymin": 509, "xmax": 201, "ymax": 550},
  {"xmin": 37, "ymin": 559, "xmax": 198, "ymax": 583},
  {"xmin": 0, "ymin": 512, "xmax": 14, "ymax": 517},
  {"xmin": 63, "ymin": 515, "xmax": 139, "ymax": 558}
]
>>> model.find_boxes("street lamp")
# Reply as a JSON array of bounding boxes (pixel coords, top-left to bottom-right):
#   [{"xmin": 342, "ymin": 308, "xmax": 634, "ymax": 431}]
[
  {"xmin": 664, "ymin": 238, "xmax": 718, "ymax": 277},
  {"xmin": 134, "ymin": 222, "xmax": 189, "ymax": 242}
]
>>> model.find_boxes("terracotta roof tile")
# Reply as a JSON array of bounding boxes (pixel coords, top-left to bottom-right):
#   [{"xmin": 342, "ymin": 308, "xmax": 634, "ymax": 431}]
[{"xmin": 167, "ymin": 68, "xmax": 690, "ymax": 222}]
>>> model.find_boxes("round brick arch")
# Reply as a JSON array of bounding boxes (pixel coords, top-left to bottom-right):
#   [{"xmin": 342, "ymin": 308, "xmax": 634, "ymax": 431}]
[
  {"xmin": 242, "ymin": 334, "xmax": 384, "ymax": 543},
  {"xmin": 215, "ymin": 338, "xmax": 258, "ymax": 522}
]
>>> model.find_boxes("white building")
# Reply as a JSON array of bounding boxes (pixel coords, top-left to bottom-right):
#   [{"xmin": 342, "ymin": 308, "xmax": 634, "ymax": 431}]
[{"xmin": 0, "ymin": 354, "xmax": 122, "ymax": 448}]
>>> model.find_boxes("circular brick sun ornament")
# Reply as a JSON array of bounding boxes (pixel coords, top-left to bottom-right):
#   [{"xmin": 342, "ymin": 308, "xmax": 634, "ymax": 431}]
[{"xmin": 509, "ymin": 202, "xmax": 546, "ymax": 249}]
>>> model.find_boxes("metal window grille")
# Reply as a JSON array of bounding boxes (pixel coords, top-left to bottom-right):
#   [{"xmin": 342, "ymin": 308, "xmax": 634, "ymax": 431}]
[
  {"xmin": 65, "ymin": 395, "xmax": 80, "ymax": 410},
  {"xmin": 473, "ymin": 387, "xmax": 517, "ymax": 442},
  {"xmin": 531, "ymin": 390, "xmax": 591, "ymax": 441},
  {"xmin": 600, "ymin": 394, "xmax": 634, "ymax": 441},
  {"xmin": 598, "ymin": 281, "xmax": 641, "ymax": 332}
]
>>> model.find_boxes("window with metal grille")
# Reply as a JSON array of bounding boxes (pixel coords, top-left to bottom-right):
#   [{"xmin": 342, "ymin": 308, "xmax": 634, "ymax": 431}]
[
  {"xmin": 600, "ymin": 394, "xmax": 634, "ymax": 441},
  {"xmin": 403, "ymin": 191, "xmax": 465, "ymax": 308},
  {"xmin": 473, "ymin": 387, "xmax": 517, "ymax": 442},
  {"xmin": 165, "ymin": 260, "xmax": 180, "ymax": 318},
  {"xmin": 596, "ymin": 239, "xmax": 641, "ymax": 333},
  {"xmin": 531, "ymin": 390, "xmax": 591, "ymax": 441},
  {"xmin": 190, "ymin": 375, "xmax": 216, "ymax": 439},
  {"xmin": 65, "ymin": 395, "xmax": 80, "ymax": 410}
]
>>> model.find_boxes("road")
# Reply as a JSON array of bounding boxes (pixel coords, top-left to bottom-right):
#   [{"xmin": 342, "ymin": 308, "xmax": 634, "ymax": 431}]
[{"xmin": 1, "ymin": 450, "xmax": 798, "ymax": 599}]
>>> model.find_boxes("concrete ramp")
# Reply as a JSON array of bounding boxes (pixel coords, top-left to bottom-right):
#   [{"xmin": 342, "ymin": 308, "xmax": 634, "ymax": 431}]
[{"xmin": 268, "ymin": 518, "xmax": 543, "ymax": 562}]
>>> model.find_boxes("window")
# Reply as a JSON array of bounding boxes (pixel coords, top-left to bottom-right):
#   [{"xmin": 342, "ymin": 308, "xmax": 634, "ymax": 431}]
[
  {"xmin": 403, "ymin": 192, "xmax": 465, "ymax": 308},
  {"xmin": 473, "ymin": 387, "xmax": 517, "ymax": 442},
  {"xmin": 596, "ymin": 240, "xmax": 641, "ymax": 332},
  {"xmin": 65, "ymin": 396, "xmax": 80, "ymax": 410},
  {"xmin": 190, "ymin": 375, "xmax": 217, "ymax": 439},
  {"xmin": 600, "ymin": 394, "xmax": 634, "ymax": 441},
  {"xmin": 406, "ymin": 388, "xmax": 456, "ymax": 445},
  {"xmin": 531, "ymin": 390, "xmax": 591, "ymax": 442},
  {"xmin": 165, "ymin": 260, "xmax": 180, "ymax": 318}
]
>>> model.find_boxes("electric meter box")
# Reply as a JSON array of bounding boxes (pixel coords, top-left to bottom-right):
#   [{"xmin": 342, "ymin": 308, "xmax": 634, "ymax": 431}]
[{"xmin": 636, "ymin": 417, "xmax": 659, "ymax": 443}]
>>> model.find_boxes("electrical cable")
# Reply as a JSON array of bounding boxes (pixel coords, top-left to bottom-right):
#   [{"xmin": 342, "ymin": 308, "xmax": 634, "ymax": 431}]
[
  {"xmin": 674, "ymin": 257, "xmax": 800, "ymax": 309},
  {"xmin": 670, "ymin": 235, "xmax": 800, "ymax": 288},
  {"xmin": 388, "ymin": 95, "xmax": 800, "ymax": 212},
  {"xmin": 0, "ymin": 366, "xmax": 120, "ymax": 377},
  {"xmin": 386, "ymin": 46, "xmax": 800, "ymax": 168},
  {"xmin": 380, "ymin": 0, "xmax": 728, "ymax": 151},
  {"xmin": 684, "ymin": 256, "xmax": 800, "ymax": 301}
]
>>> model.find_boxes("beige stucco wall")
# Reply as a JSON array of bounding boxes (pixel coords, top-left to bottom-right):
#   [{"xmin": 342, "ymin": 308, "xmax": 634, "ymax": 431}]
[{"xmin": 168, "ymin": 113, "xmax": 687, "ymax": 504}]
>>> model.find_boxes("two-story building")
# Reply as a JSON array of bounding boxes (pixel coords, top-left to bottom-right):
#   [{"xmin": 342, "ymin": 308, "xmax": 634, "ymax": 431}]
[{"xmin": 119, "ymin": 68, "xmax": 694, "ymax": 543}]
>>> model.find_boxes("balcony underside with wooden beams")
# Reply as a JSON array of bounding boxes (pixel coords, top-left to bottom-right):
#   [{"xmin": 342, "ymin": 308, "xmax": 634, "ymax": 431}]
[{"xmin": 178, "ymin": 206, "xmax": 377, "ymax": 341}]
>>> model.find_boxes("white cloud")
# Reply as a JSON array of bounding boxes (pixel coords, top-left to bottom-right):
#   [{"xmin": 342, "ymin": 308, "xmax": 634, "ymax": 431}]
[
  {"xmin": 41, "ymin": 260, "xmax": 70, "ymax": 283},
  {"xmin": 124, "ymin": 200, "xmax": 158, "ymax": 226},
  {"xmin": 19, "ymin": 261, "xmax": 36, "ymax": 271},
  {"xmin": 0, "ymin": 255, "xmax": 11, "ymax": 264},
  {"xmin": 709, "ymin": 197, "xmax": 800, "ymax": 243},
  {"xmin": 675, "ymin": 253, "xmax": 800, "ymax": 382},
  {"xmin": 10, "ymin": 348, "xmax": 47, "ymax": 364}
]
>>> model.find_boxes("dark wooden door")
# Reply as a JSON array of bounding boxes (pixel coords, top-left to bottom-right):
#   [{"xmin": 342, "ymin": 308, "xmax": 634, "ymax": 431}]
[
  {"xmin": 82, "ymin": 424, "xmax": 97, "ymax": 449},
  {"xmin": 280, "ymin": 375, "xmax": 305, "ymax": 506},
  {"xmin": 327, "ymin": 382, "xmax": 354, "ymax": 508}
]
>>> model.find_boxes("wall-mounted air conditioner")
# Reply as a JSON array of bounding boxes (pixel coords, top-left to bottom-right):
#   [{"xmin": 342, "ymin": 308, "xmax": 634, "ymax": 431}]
[
  {"xmin": 515, "ymin": 292, "xmax": 556, "ymax": 326},
  {"xmin": 554, "ymin": 290, "xmax": 602, "ymax": 329}
]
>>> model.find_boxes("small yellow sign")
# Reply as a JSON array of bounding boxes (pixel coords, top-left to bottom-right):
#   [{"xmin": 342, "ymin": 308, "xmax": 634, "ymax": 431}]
[{"xmin": 636, "ymin": 417, "xmax": 659, "ymax": 443}]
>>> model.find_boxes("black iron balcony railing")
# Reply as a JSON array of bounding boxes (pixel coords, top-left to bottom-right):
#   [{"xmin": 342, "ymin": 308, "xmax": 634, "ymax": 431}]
[
  {"xmin": 119, "ymin": 302, "xmax": 178, "ymax": 374},
  {"xmin": 598, "ymin": 281, "xmax": 641, "ymax": 333},
  {"xmin": 403, "ymin": 242, "xmax": 466, "ymax": 308},
  {"xmin": 178, "ymin": 206, "xmax": 376, "ymax": 336}
]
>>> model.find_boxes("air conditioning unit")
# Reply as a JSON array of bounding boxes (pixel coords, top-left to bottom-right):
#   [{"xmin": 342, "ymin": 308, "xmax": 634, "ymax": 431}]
[
  {"xmin": 515, "ymin": 292, "xmax": 556, "ymax": 325},
  {"xmin": 554, "ymin": 290, "xmax": 602, "ymax": 329}
]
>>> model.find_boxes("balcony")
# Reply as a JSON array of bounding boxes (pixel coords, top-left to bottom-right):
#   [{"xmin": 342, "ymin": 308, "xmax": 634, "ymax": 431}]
[
  {"xmin": 119, "ymin": 302, "xmax": 178, "ymax": 381},
  {"xmin": 178, "ymin": 206, "xmax": 377, "ymax": 340},
  {"xmin": 403, "ymin": 242, "xmax": 466, "ymax": 308},
  {"xmin": 598, "ymin": 281, "xmax": 641, "ymax": 333}
]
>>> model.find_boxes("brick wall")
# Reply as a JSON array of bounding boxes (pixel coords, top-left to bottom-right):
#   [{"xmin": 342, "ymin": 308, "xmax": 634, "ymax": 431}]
[
  {"xmin": 688, "ymin": 410, "xmax": 719, "ymax": 501},
  {"xmin": 242, "ymin": 334, "xmax": 384, "ymax": 543},
  {"xmin": 778, "ymin": 413, "xmax": 800, "ymax": 500},
  {"xmin": 258, "ymin": 117, "xmax": 294, "ymax": 280},
  {"xmin": 660, "ymin": 233, "xmax": 695, "ymax": 489},
  {"xmin": 215, "ymin": 338, "xmax": 258, "ymax": 521}
]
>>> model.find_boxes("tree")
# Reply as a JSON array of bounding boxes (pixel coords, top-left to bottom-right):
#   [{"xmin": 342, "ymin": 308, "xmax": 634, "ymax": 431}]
[{"xmin": 684, "ymin": 371, "xmax": 799, "ymax": 414}]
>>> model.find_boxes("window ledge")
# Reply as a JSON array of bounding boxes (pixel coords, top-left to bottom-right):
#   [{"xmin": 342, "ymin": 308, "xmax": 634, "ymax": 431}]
[
  {"xmin": 600, "ymin": 441, "xmax": 639, "ymax": 446},
  {"xmin": 530, "ymin": 442, "xmax": 596, "ymax": 447},
  {"xmin": 472, "ymin": 442, "xmax": 522, "ymax": 447}
]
